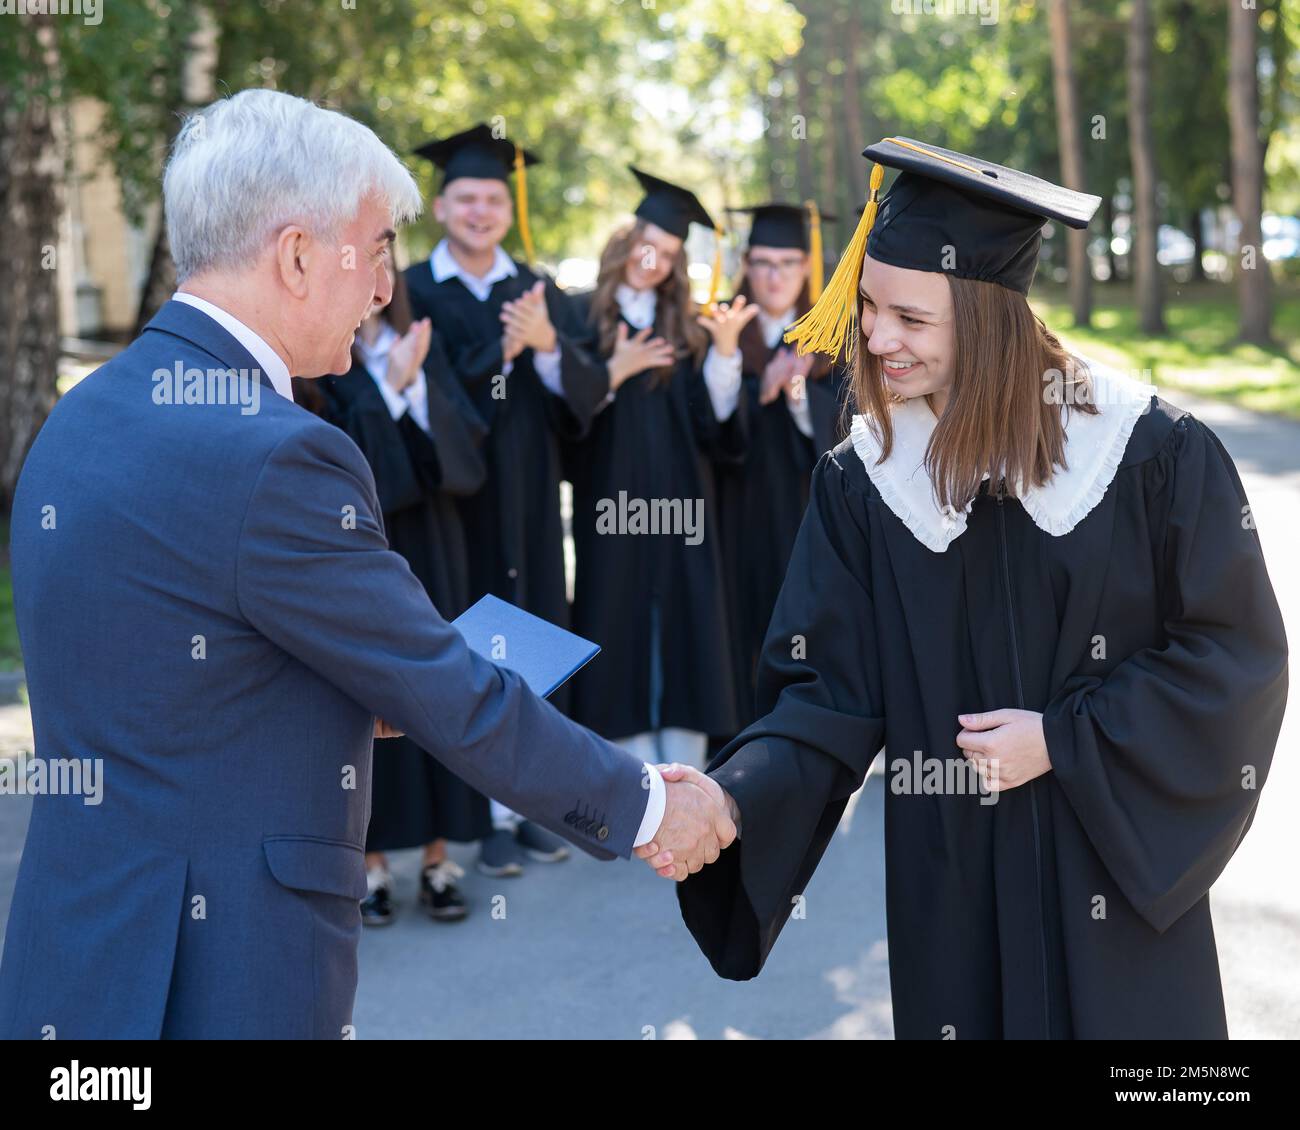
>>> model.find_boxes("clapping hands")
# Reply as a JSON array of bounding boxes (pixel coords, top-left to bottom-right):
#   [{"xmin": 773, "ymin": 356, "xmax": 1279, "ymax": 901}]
[
  {"xmin": 500, "ymin": 280, "xmax": 558, "ymax": 364},
  {"xmin": 634, "ymin": 762, "xmax": 740, "ymax": 881}
]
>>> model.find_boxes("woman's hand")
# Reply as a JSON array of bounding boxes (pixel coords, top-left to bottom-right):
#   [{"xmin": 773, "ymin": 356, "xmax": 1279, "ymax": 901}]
[
  {"xmin": 384, "ymin": 317, "xmax": 431, "ymax": 394},
  {"xmin": 956, "ymin": 708, "xmax": 1051, "ymax": 792},
  {"xmin": 760, "ymin": 346, "xmax": 812, "ymax": 405},
  {"xmin": 697, "ymin": 293, "xmax": 760, "ymax": 356},
  {"xmin": 607, "ymin": 321, "xmax": 676, "ymax": 390}
]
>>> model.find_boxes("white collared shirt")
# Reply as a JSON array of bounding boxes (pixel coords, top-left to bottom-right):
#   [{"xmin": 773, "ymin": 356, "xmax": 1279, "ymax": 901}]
[
  {"xmin": 171, "ymin": 291, "xmax": 294, "ymax": 403},
  {"xmin": 611, "ymin": 284, "xmax": 741, "ymax": 421},
  {"xmin": 355, "ymin": 321, "xmax": 431, "ymax": 434}
]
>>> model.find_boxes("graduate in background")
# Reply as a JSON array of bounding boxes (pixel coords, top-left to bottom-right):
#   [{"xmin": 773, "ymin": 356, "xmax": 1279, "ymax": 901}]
[
  {"xmin": 405, "ymin": 124, "xmax": 606, "ymax": 876},
  {"xmin": 715, "ymin": 202, "xmax": 853, "ymax": 738},
  {"xmin": 564, "ymin": 169, "xmax": 757, "ymax": 770},
  {"xmin": 657, "ymin": 137, "xmax": 1289, "ymax": 1038},
  {"xmin": 314, "ymin": 249, "xmax": 493, "ymax": 924}
]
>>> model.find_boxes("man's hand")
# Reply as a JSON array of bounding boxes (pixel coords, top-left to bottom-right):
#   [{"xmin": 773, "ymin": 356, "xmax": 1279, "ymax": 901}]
[
  {"xmin": 633, "ymin": 762, "xmax": 737, "ymax": 881},
  {"xmin": 955, "ymin": 708, "xmax": 1051, "ymax": 792},
  {"xmin": 499, "ymin": 280, "xmax": 558, "ymax": 355}
]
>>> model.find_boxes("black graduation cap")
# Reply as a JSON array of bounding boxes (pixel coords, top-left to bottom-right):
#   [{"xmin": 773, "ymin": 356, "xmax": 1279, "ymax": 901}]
[
  {"xmin": 630, "ymin": 167, "xmax": 716, "ymax": 241},
  {"xmin": 730, "ymin": 202, "xmax": 838, "ymax": 251},
  {"xmin": 414, "ymin": 123, "xmax": 540, "ymax": 187},
  {"xmin": 413, "ymin": 123, "xmax": 541, "ymax": 261},
  {"xmin": 786, "ymin": 136, "xmax": 1102, "ymax": 358}
]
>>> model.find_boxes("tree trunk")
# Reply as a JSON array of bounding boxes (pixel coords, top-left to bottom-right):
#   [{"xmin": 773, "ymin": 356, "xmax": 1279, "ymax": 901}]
[
  {"xmin": 1190, "ymin": 207, "xmax": 1206, "ymax": 282},
  {"xmin": 818, "ymin": 7, "xmax": 841, "ymax": 238},
  {"xmin": 839, "ymin": 7, "xmax": 866, "ymax": 210},
  {"xmin": 1227, "ymin": 0, "xmax": 1272, "ymax": 345},
  {"xmin": 0, "ymin": 16, "xmax": 65, "ymax": 513},
  {"xmin": 793, "ymin": 33, "xmax": 815, "ymax": 204},
  {"xmin": 1103, "ymin": 195, "xmax": 1120, "ymax": 282},
  {"xmin": 1127, "ymin": 0, "xmax": 1165, "ymax": 334},
  {"xmin": 1049, "ymin": 0, "xmax": 1092, "ymax": 328},
  {"xmin": 133, "ymin": 3, "xmax": 220, "ymax": 334}
]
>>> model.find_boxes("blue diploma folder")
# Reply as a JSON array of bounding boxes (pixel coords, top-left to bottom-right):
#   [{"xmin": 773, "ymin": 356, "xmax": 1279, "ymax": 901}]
[{"xmin": 451, "ymin": 594, "xmax": 600, "ymax": 698}]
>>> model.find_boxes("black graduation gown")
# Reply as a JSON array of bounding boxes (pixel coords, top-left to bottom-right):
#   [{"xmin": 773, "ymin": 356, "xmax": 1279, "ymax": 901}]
[
  {"xmin": 562, "ymin": 292, "xmax": 746, "ymax": 740},
  {"xmin": 677, "ymin": 394, "xmax": 1289, "ymax": 1039},
  {"xmin": 715, "ymin": 323, "xmax": 852, "ymax": 734},
  {"xmin": 318, "ymin": 341, "xmax": 493, "ymax": 848},
  {"xmin": 404, "ymin": 260, "xmax": 609, "ymax": 699}
]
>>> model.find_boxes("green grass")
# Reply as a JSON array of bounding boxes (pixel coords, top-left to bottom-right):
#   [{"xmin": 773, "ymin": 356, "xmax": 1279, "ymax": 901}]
[
  {"xmin": 0, "ymin": 520, "xmax": 20, "ymax": 674},
  {"xmin": 1033, "ymin": 280, "xmax": 1300, "ymax": 419}
]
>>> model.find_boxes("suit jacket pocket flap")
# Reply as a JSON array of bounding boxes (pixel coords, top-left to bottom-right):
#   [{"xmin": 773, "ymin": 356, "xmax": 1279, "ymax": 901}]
[{"xmin": 262, "ymin": 836, "xmax": 367, "ymax": 900}]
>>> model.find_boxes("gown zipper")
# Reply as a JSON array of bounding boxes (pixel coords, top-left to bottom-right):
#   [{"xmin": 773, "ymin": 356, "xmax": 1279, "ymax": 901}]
[{"xmin": 994, "ymin": 475, "xmax": 1052, "ymax": 1038}]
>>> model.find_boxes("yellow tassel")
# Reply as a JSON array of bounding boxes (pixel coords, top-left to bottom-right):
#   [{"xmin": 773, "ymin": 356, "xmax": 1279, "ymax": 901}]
[
  {"xmin": 785, "ymin": 163, "xmax": 885, "ymax": 359},
  {"xmin": 805, "ymin": 199, "xmax": 824, "ymax": 303},
  {"xmin": 513, "ymin": 145, "xmax": 535, "ymax": 264},
  {"xmin": 708, "ymin": 224, "xmax": 724, "ymax": 311}
]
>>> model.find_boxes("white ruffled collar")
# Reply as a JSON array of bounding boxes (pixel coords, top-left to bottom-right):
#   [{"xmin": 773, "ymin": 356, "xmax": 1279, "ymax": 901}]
[{"xmin": 849, "ymin": 358, "xmax": 1156, "ymax": 553}]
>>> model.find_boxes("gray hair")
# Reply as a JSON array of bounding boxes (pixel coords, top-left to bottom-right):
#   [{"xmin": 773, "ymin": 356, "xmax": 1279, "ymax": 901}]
[{"xmin": 164, "ymin": 89, "xmax": 422, "ymax": 283}]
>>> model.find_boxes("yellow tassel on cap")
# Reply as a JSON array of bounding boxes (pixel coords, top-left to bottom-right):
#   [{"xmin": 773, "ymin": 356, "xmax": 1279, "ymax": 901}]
[
  {"xmin": 804, "ymin": 199, "xmax": 824, "ymax": 303},
  {"xmin": 707, "ymin": 224, "xmax": 725, "ymax": 311},
  {"xmin": 785, "ymin": 162, "xmax": 885, "ymax": 359},
  {"xmin": 513, "ymin": 144, "xmax": 535, "ymax": 264}
]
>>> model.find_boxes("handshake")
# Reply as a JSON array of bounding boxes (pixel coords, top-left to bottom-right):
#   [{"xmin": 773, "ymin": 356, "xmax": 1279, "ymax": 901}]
[{"xmin": 635, "ymin": 763, "xmax": 741, "ymax": 881}]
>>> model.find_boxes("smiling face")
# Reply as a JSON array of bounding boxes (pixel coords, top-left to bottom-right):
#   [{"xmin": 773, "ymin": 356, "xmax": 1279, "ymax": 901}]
[
  {"xmin": 624, "ymin": 221, "xmax": 683, "ymax": 291},
  {"xmin": 745, "ymin": 245, "xmax": 809, "ymax": 315},
  {"xmin": 434, "ymin": 176, "xmax": 513, "ymax": 256},
  {"xmin": 294, "ymin": 193, "xmax": 396, "ymax": 376},
  {"xmin": 858, "ymin": 250, "xmax": 956, "ymax": 404}
]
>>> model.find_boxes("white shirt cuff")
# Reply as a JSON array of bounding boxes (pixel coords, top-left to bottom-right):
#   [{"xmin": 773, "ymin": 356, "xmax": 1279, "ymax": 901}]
[
  {"xmin": 786, "ymin": 385, "xmax": 814, "ymax": 437},
  {"xmin": 373, "ymin": 372, "xmax": 409, "ymax": 421},
  {"xmin": 533, "ymin": 347, "xmax": 564, "ymax": 396},
  {"xmin": 632, "ymin": 762, "xmax": 666, "ymax": 849},
  {"xmin": 702, "ymin": 345, "xmax": 742, "ymax": 421}
]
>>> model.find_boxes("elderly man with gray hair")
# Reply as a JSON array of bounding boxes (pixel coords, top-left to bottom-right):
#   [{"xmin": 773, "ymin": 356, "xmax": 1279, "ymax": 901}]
[{"xmin": 0, "ymin": 90, "xmax": 734, "ymax": 1039}]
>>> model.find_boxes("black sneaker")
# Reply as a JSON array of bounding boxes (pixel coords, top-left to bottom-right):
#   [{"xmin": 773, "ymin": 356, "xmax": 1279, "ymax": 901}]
[
  {"xmin": 418, "ymin": 860, "xmax": 469, "ymax": 922},
  {"xmin": 361, "ymin": 868, "xmax": 395, "ymax": 927},
  {"xmin": 515, "ymin": 820, "xmax": 570, "ymax": 863},
  {"xmin": 476, "ymin": 828, "xmax": 526, "ymax": 877}
]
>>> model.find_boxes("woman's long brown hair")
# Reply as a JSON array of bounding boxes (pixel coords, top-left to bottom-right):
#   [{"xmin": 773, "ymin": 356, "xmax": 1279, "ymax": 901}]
[
  {"xmin": 852, "ymin": 274, "xmax": 1098, "ymax": 512},
  {"xmin": 587, "ymin": 218, "xmax": 710, "ymax": 386}
]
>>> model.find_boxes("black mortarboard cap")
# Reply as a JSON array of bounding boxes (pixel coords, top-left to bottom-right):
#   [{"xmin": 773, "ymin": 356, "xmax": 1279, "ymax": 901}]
[
  {"xmin": 630, "ymin": 167, "xmax": 715, "ymax": 240},
  {"xmin": 861, "ymin": 137, "xmax": 1099, "ymax": 295},
  {"xmin": 786, "ymin": 136, "xmax": 1101, "ymax": 358},
  {"xmin": 414, "ymin": 123, "xmax": 540, "ymax": 188},
  {"xmin": 730, "ymin": 202, "xmax": 838, "ymax": 252}
]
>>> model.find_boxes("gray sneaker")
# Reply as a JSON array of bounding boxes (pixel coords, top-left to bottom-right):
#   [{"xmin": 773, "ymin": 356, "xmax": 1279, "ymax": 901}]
[
  {"xmin": 476, "ymin": 828, "xmax": 526, "ymax": 877},
  {"xmin": 515, "ymin": 820, "xmax": 570, "ymax": 863}
]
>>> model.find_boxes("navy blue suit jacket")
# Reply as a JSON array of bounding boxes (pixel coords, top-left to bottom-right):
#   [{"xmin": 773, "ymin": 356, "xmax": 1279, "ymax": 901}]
[{"xmin": 0, "ymin": 301, "xmax": 648, "ymax": 1038}]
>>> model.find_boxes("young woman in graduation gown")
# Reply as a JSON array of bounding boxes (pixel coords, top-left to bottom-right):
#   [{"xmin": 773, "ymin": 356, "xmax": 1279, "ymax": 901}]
[
  {"xmin": 658, "ymin": 138, "xmax": 1289, "ymax": 1039},
  {"xmin": 715, "ymin": 204, "xmax": 853, "ymax": 736},
  {"xmin": 564, "ymin": 173, "xmax": 759, "ymax": 769},
  {"xmin": 313, "ymin": 250, "xmax": 494, "ymax": 923}
]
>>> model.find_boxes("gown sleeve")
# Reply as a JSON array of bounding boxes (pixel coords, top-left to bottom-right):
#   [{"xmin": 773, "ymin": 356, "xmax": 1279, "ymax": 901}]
[
  {"xmin": 1041, "ymin": 414, "xmax": 1289, "ymax": 933},
  {"xmin": 685, "ymin": 355, "xmax": 749, "ymax": 465},
  {"xmin": 676, "ymin": 445, "xmax": 886, "ymax": 979},
  {"xmin": 416, "ymin": 332, "xmax": 488, "ymax": 498},
  {"xmin": 540, "ymin": 277, "xmax": 611, "ymax": 440}
]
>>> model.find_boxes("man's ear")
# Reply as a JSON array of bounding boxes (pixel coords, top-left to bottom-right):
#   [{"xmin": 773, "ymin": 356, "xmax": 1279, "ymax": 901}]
[{"xmin": 275, "ymin": 225, "xmax": 312, "ymax": 299}]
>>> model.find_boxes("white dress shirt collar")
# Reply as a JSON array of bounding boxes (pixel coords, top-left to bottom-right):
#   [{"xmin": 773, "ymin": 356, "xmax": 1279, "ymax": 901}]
[
  {"xmin": 170, "ymin": 291, "xmax": 294, "ymax": 403},
  {"xmin": 757, "ymin": 306, "xmax": 797, "ymax": 351},
  {"xmin": 614, "ymin": 283, "xmax": 657, "ymax": 331},
  {"xmin": 430, "ymin": 239, "xmax": 518, "ymax": 302}
]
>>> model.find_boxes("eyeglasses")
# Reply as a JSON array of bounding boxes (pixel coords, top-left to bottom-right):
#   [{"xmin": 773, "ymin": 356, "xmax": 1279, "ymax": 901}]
[{"xmin": 748, "ymin": 257, "xmax": 806, "ymax": 276}]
